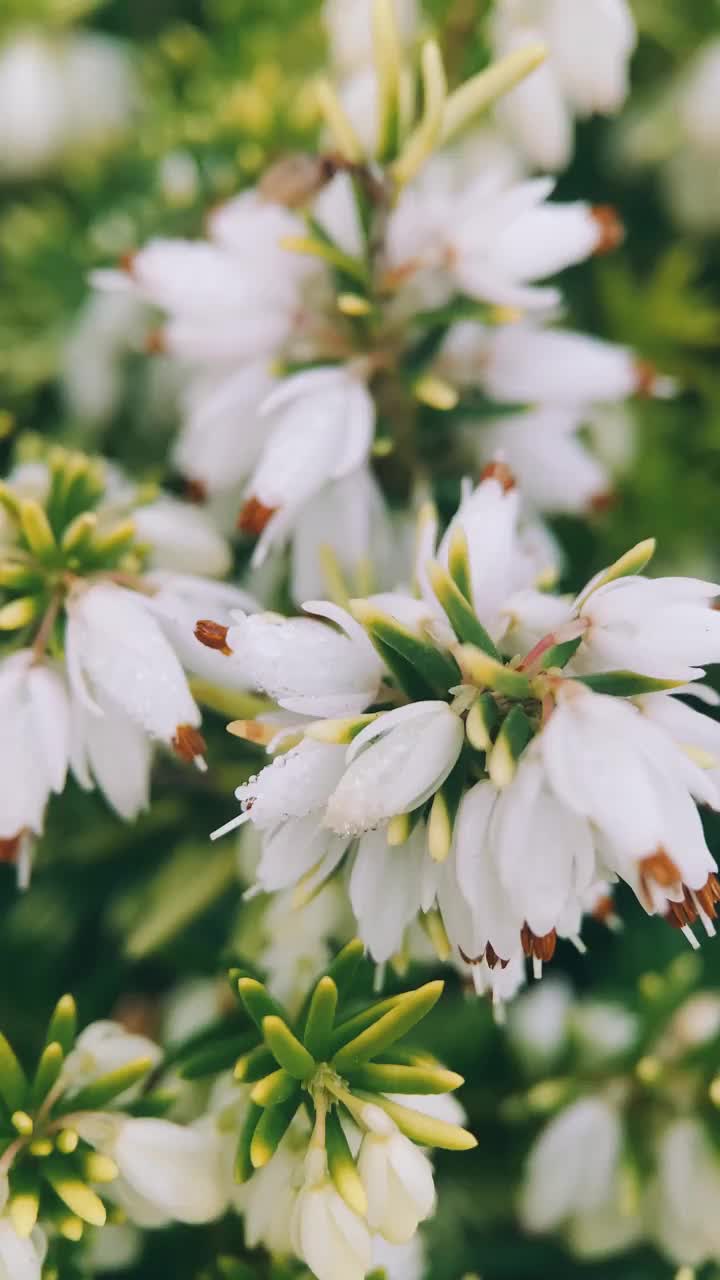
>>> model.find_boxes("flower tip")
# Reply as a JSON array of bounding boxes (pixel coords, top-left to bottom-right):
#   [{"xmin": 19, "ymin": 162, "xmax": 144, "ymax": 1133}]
[
  {"xmin": 237, "ymin": 496, "xmax": 278, "ymax": 536},
  {"xmin": 479, "ymin": 460, "xmax": 516, "ymax": 492},
  {"xmin": 194, "ymin": 619, "xmax": 232, "ymax": 655},
  {"xmin": 172, "ymin": 724, "xmax": 207, "ymax": 769}
]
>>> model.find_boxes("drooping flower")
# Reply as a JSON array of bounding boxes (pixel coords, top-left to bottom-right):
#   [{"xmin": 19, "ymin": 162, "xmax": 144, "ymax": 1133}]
[{"xmin": 492, "ymin": 0, "xmax": 636, "ymax": 171}]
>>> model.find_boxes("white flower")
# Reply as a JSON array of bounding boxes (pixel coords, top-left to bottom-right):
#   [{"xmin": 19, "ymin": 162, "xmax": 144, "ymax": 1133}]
[
  {"xmin": 391, "ymin": 174, "xmax": 613, "ymax": 311},
  {"xmin": 70, "ymin": 690, "xmax": 152, "ymax": 821},
  {"xmin": 66, "ymin": 582, "xmax": 200, "ymax": 748},
  {"xmin": 244, "ymin": 366, "xmax": 376, "ymax": 562},
  {"xmin": 325, "ymin": 702, "xmax": 465, "ymax": 836},
  {"xmin": 290, "ymin": 467, "xmax": 402, "ymax": 604},
  {"xmin": 350, "ymin": 823, "xmax": 433, "ymax": 962},
  {"xmin": 492, "ymin": 0, "xmax": 636, "ymax": 170},
  {"xmin": 520, "ymin": 1097, "xmax": 624, "ymax": 1233},
  {"xmin": 91, "ymin": 1117, "xmax": 227, "ymax": 1225},
  {"xmin": 507, "ymin": 978, "xmax": 573, "ymax": 1070},
  {"xmin": 0, "ymin": 1218, "xmax": 45, "ymax": 1280},
  {"xmin": 133, "ymin": 496, "xmax": 231, "ymax": 578},
  {"xmin": 371, "ymin": 1235, "xmax": 425, "ymax": 1280},
  {"xmin": 62, "ymin": 1020, "xmax": 161, "ymax": 1089},
  {"xmin": 241, "ymin": 1129, "xmax": 305, "ymax": 1254},
  {"xmin": 478, "ymin": 408, "xmax": 610, "ymax": 514},
  {"xmin": 491, "ymin": 752, "xmax": 596, "ymax": 938},
  {"xmin": 538, "ymin": 684, "xmax": 718, "ymax": 920},
  {"xmin": 146, "ymin": 573, "xmax": 257, "ymax": 690},
  {"xmin": 453, "ymin": 781, "xmax": 524, "ymax": 964},
  {"xmin": 0, "ymin": 31, "xmax": 135, "ymax": 179},
  {"xmin": 434, "ymin": 471, "xmax": 549, "ymax": 642},
  {"xmin": 226, "ymin": 601, "xmax": 382, "ymax": 717},
  {"xmin": 97, "ymin": 237, "xmax": 299, "ymax": 364},
  {"xmin": 477, "ymin": 322, "xmax": 646, "ymax": 405},
  {"xmin": 576, "ymin": 575, "xmax": 720, "ymax": 682},
  {"xmin": 174, "ymin": 362, "xmax": 275, "ymax": 497},
  {"xmin": 63, "ymin": 290, "xmax": 145, "ymax": 426},
  {"xmin": 0, "ymin": 651, "xmax": 69, "ymax": 841},
  {"xmin": 291, "ymin": 1153, "xmax": 372, "ymax": 1280},
  {"xmin": 570, "ymin": 1000, "xmax": 638, "ymax": 1067},
  {"xmin": 357, "ymin": 1117, "xmax": 436, "ymax": 1244},
  {"xmin": 652, "ymin": 1118, "xmax": 720, "ymax": 1266}
]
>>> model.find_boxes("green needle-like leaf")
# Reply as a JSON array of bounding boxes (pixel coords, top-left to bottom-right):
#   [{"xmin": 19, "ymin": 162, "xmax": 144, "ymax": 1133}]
[
  {"xmin": 345, "ymin": 1061, "xmax": 464, "ymax": 1094},
  {"xmin": 234, "ymin": 1102, "xmax": 263, "ymax": 1184},
  {"xmin": 237, "ymin": 979, "xmax": 288, "ymax": 1033},
  {"xmin": 262, "ymin": 1017, "xmax": 316, "ymax": 1080},
  {"xmin": 0, "ymin": 1033, "xmax": 27, "ymax": 1113},
  {"xmin": 250, "ymin": 1092, "xmax": 301, "ymax": 1169},
  {"xmin": 59, "ymin": 1057, "xmax": 154, "ymax": 1111},
  {"xmin": 303, "ymin": 978, "xmax": 339, "ymax": 1061},
  {"xmin": 46, "ymin": 996, "xmax": 77, "ymax": 1056},
  {"xmin": 427, "ymin": 562, "xmax": 501, "ymax": 659},
  {"xmin": 360, "ymin": 1092, "xmax": 477, "ymax": 1150},
  {"xmin": 332, "ymin": 982, "xmax": 444, "ymax": 1071},
  {"xmin": 250, "ymin": 1068, "xmax": 298, "ymax": 1108},
  {"xmin": 30, "ymin": 1042, "xmax": 64, "ymax": 1109}
]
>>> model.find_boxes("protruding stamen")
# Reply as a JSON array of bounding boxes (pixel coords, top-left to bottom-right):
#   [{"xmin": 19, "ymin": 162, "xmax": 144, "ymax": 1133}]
[
  {"xmin": 479, "ymin": 460, "xmax": 516, "ymax": 492},
  {"xmin": 172, "ymin": 724, "xmax": 207, "ymax": 771},
  {"xmin": 520, "ymin": 923, "xmax": 557, "ymax": 964},
  {"xmin": 184, "ymin": 477, "xmax": 208, "ymax": 504},
  {"xmin": 681, "ymin": 923, "xmax": 701, "ymax": 951},
  {"xmin": 237, "ymin": 497, "xmax": 278, "ymax": 535},
  {"xmin": 591, "ymin": 205, "xmax": 624, "ymax": 255},
  {"xmin": 210, "ymin": 810, "xmax": 252, "ymax": 841},
  {"xmin": 195, "ymin": 619, "xmax": 232, "ymax": 655}
]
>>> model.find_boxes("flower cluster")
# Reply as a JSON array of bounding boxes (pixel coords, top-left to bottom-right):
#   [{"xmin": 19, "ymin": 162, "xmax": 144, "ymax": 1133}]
[
  {"xmin": 92, "ymin": 0, "xmax": 666, "ymax": 605},
  {"xmin": 513, "ymin": 960, "xmax": 720, "ymax": 1268},
  {"xmin": 0, "ymin": 445, "xmax": 253, "ymax": 878},
  {"xmin": 178, "ymin": 939, "xmax": 474, "ymax": 1280},
  {"xmin": 0, "ymin": 996, "xmax": 225, "ymax": 1280},
  {"xmin": 204, "ymin": 469, "xmax": 720, "ymax": 1007}
]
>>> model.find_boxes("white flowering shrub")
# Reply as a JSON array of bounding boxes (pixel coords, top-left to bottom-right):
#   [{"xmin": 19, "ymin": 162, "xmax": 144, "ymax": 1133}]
[{"xmin": 3, "ymin": 1, "xmax": 720, "ymax": 1278}]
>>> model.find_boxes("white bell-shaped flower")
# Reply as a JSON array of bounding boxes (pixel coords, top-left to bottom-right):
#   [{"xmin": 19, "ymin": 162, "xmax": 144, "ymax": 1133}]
[
  {"xmin": 146, "ymin": 572, "xmax": 257, "ymax": 691},
  {"xmin": 520, "ymin": 1096, "xmax": 623, "ymax": 1233},
  {"xmin": 538, "ymin": 685, "xmax": 718, "ymax": 911},
  {"xmin": 357, "ymin": 1113, "xmax": 436, "ymax": 1244},
  {"xmin": 576, "ymin": 574, "xmax": 720, "ymax": 681},
  {"xmin": 65, "ymin": 582, "xmax": 200, "ymax": 746},
  {"xmin": 133, "ymin": 496, "xmax": 231, "ymax": 578},
  {"xmin": 62, "ymin": 1020, "xmax": 161, "ymax": 1089},
  {"xmin": 325, "ymin": 702, "xmax": 465, "ymax": 836},
  {"xmin": 479, "ymin": 408, "xmax": 610, "ymax": 515},
  {"xmin": 482, "ymin": 323, "xmax": 643, "ymax": 405},
  {"xmin": 245, "ymin": 366, "xmax": 375, "ymax": 557},
  {"xmin": 70, "ymin": 688, "xmax": 152, "ymax": 821},
  {"xmin": 454, "ymin": 781, "xmax": 524, "ymax": 963},
  {"xmin": 0, "ymin": 650, "xmax": 70, "ymax": 841},
  {"xmin": 226, "ymin": 601, "xmax": 382, "ymax": 718},
  {"xmin": 371, "ymin": 1233, "xmax": 426, "ymax": 1280},
  {"xmin": 491, "ymin": 753, "xmax": 596, "ymax": 937},
  {"xmin": 492, "ymin": 0, "xmax": 636, "ymax": 170},
  {"xmin": 652, "ymin": 1118, "xmax": 720, "ymax": 1266},
  {"xmin": 350, "ymin": 823, "xmax": 432, "ymax": 963},
  {"xmin": 0, "ymin": 1218, "xmax": 45, "ymax": 1280},
  {"xmin": 174, "ymin": 362, "xmax": 275, "ymax": 496},
  {"xmin": 105, "ymin": 1117, "xmax": 227, "ymax": 1225},
  {"xmin": 291, "ymin": 1152, "xmax": 372, "ymax": 1280}
]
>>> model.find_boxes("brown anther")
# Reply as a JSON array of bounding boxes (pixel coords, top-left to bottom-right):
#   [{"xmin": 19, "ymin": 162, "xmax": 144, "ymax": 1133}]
[
  {"xmin": 184, "ymin": 477, "xmax": 208, "ymax": 505},
  {"xmin": 195, "ymin": 619, "xmax": 232, "ymax": 655},
  {"xmin": 591, "ymin": 205, "xmax": 625, "ymax": 255},
  {"xmin": 480, "ymin": 460, "xmax": 516, "ymax": 493},
  {"xmin": 0, "ymin": 835, "xmax": 21, "ymax": 865},
  {"xmin": 172, "ymin": 724, "xmax": 207, "ymax": 765},
  {"xmin": 520, "ymin": 924, "xmax": 557, "ymax": 963},
  {"xmin": 634, "ymin": 358, "xmax": 659, "ymax": 398},
  {"xmin": 589, "ymin": 490, "xmax": 618, "ymax": 515},
  {"xmin": 237, "ymin": 496, "xmax": 278, "ymax": 536},
  {"xmin": 640, "ymin": 849, "xmax": 681, "ymax": 889},
  {"xmin": 592, "ymin": 894, "xmax": 616, "ymax": 924},
  {"xmin": 485, "ymin": 942, "xmax": 500, "ymax": 970},
  {"xmin": 665, "ymin": 889, "xmax": 698, "ymax": 930},
  {"xmin": 145, "ymin": 328, "xmax": 167, "ymax": 356},
  {"xmin": 693, "ymin": 872, "xmax": 720, "ymax": 919},
  {"xmin": 259, "ymin": 152, "xmax": 339, "ymax": 208},
  {"xmin": 119, "ymin": 250, "xmax": 137, "ymax": 274},
  {"xmin": 458, "ymin": 945, "xmax": 481, "ymax": 965}
]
